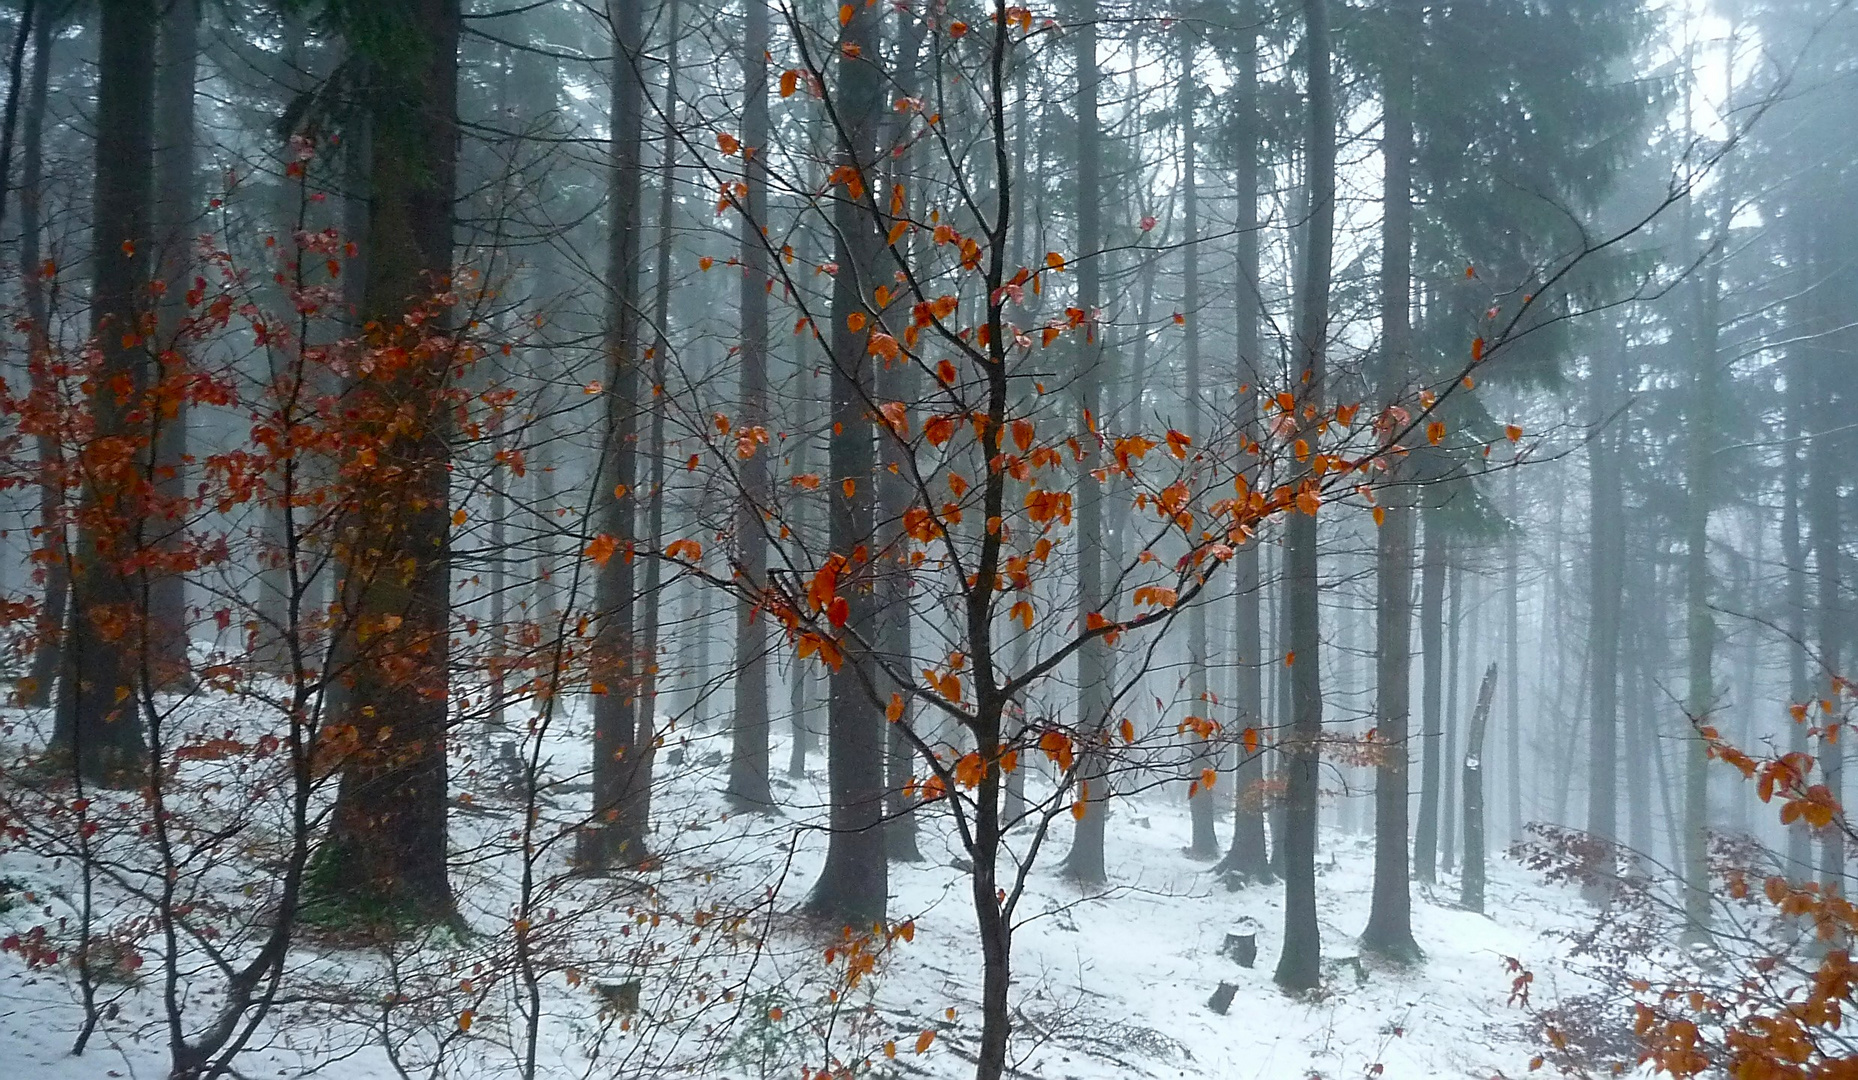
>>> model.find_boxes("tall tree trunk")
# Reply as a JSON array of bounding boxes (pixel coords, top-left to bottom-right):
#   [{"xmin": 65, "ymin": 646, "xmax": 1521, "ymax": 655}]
[
  {"xmin": 1441, "ymin": 561, "xmax": 1456, "ymax": 869},
  {"xmin": 1587, "ymin": 348, "xmax": 1624, "ymax": 870},
  {"xmin": 1413, "ymin": 506, "xmax": 1446, "ymax": 883},
  {"xmin": 1274, "ymin": 0, "xmax": 1334, "ymax": 994},
  {"xmin": 19, "ymin": 6, "xmax": 62, "ymax": 709},
  {"xmin": 1681, "ymin": 191, "xmax": 1725, "ymax": 939},
  {"xmin": 726, "ymin": 0, "xmax": 774, "ymax": 811},
  {"xmin": 1062, "ymin": 0, "xmax": 1110, "ymax": 886},
  {"xmin": 805, "ymin": 0, "xmax": 887, "ymax": 925},
  {"xmin": 635, "ymin": 0, "xmax": 680, "ymax": 834},
  {"xmin": 1177, "ymin": 26, "xmax": 1217, "ymax": 860},
  {"xmin": 58, "ymin": 0, "xmax": 158, "ymax": 784},
  {"xmin": 1218, "ymin": 0, "xmax": 1269, "ymax": 884},
  {"xmin": 1361, "ymin": 0, "xmax": 1419, "ymax": 960},
  {"xmin": 1781, "ymin": 323, "xmax": 1812, "ymax": 877},
  {"xmin": 1806, "ymin": 234, "xmax": 1844, "ymax": 895},
  {"xmin": 878, "ymin": 22, "xmax": 927, "ymax": 864},
  {"xmin": 1505, "ymin": 466, "xmax": 1523, "ymax": 842},
  {"xmin": 582, "ymin": 0, "xmax": 650, "ymax": 870},
  {"xmin": 146, "ymin": 0, "xmax": 197, "ymax": 687},
  {"xmin": 316, "ymin": 0, "xmax": 461, "ymax": 921}
]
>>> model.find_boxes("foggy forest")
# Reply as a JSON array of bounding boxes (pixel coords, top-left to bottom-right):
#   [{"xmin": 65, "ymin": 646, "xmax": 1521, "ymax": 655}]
[{"xmin": 0, "ymin": 0, "xmax": 1852, "ymax": 1076}]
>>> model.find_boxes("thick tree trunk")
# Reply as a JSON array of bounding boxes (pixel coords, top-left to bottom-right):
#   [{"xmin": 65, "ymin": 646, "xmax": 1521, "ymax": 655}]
[
  {"xmin": 20, "ymin": 7, "xmax": 62, "ymax": 709},
  {"xmin": 316, "ymin": 0, "xmax": 460, "ymax": 922},
  {"xmin": 1274, "ymin": 0, "xmax": 1334, "ymax": 994},
  {"xmin": 58, "ymin": 0, "xmax": 158, "ymax": 785},
  {"xmin": 805, "ymin": 0, "xmax": 887, "ymax": 925},
  {"xmin": 1361, "ymin": 0, "xmax": 1418, "ymax": 960}
]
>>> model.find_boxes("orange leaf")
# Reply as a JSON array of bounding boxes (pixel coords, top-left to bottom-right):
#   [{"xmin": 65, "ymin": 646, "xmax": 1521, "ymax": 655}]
[
  {"xmin": 458, "ymin": 1010, "xmax": 475, "ymax": 1032},
  {"xmin": 838, "ymin": 3, "xmax": 853, "ymax": 22},
  {"xmin": 915, "ymin": 1030, "xmax": 936, "ymax": 1054},
  {"xmin": 584, "ymin": 533, "xmax": 618, "ymax": 566},
  {"xmin": 1119, "ymin": 718, "xmax": 1135, "ymax": 743},
  {"xmin": 717, "ymin": 132, "xmax": 741, "ymax": 155},
  {"xmin": 1373, "ymin": 505, "xmax": 1387, "ymax": 527},
  {"xmin": 847, "ymin": 311, "xmax": 867, "ymax": 332},
  {"xmin": 780, "ymin": 70, "xmax": 799, "ymax": 97},
  {"xmin": 887, "ymin": 693, "xmax": 905, "ymax": 723},
  {"xmin": 1505, "ymin": 423, "xmax": 1523, "ymax": 443},
  {"xmin": 1242, "ymin": 727, "xmax": 1259, "ymax": 754}
]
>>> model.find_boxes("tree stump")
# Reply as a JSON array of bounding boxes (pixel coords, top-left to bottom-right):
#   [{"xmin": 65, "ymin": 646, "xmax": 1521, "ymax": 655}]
[
  {"xmin": 1223, "ymin": 931, "xmax": 1258, "ymax": 968},
  {"xmin": 1206, "ymin": 982, "xmax": 1238, "ymax": 1014}
]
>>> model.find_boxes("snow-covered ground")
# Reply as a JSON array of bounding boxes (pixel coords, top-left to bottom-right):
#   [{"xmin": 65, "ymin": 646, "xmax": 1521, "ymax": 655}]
[{"xmin": 0, "ymin": 698, "xmax": 1606, "ymax": 1079}]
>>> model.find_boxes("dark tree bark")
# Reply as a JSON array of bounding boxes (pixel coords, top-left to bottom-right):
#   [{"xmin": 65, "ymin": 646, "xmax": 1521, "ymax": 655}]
[
  {"xmin": 314, "ymin": 0, "xmax": 460, "ymax": 922},
  {"xmin": 20, "ymin": 5, "xmax": 62, "ymax": 709},
  {"xmin": 1274, "ymin": 0, "xmax": 1335, "ymax": 994},
  {"xmin": 581, "ymin": 0, "xmax": 651, "ymax": 870},
  {"xmin": 1218, "ymin": 21, "xmax": 1271, "ymax": 878},
  {"xmin": 57, "ymin": 0, "xmax": 158, "ymax": 785},
  {"xmin": 1361, "ymin": 0, "xmax": 1419, "ymax": 961},
  {"xmin": 804, "ymin": 0, "xmax": 888, "ymax": 925},
  {"xmin": 726, "ymin": 0, "xmax": 774, "ymax": 812},
  {"xmin": 1218, "ymin": 27, "xmax": 1278, "ymax": 866},
  {"xmin": 146, "ymin": 0, "xmax": 197, "ymax": 687},
  {"xmin": 877, "ymin": 19, "xmax": 928, "ymax": 864}
]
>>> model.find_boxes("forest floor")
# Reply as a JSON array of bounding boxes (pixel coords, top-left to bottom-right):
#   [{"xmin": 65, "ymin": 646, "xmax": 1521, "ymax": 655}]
[{"xmin": 0, "ymin": 696, "xmax": 1611, "ymax": 1080}]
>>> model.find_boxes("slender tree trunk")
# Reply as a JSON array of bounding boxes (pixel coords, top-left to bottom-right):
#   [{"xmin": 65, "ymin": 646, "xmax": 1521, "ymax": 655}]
[
  {"xmin": 634, "ymin": 0, "xmax": 681, "ymax": 836},
  {"xmin": 1062, "ymin": 0, "xmax": 1110, "ymax": 886},
  {"xmin": 1460, "ymin": 663, "xmax": 1498, "ymax": 912},
  {"xmin": 726, "ymin": 0, "xmax": 774, "ymax": 810},
  {"xmin": 1681, "ymin": 192, "xmax": 1725, "ymax": 939},
  {"xmin": 1442, "ymin": 560, "xmax": 1463, "ymax": 874},
  {"xmin": 1806, "ymin": 235, "xmax": 1844, "ymax": 895},
  {"xmin": 1274, "ymin": 0, "xmax": 1334, "ymax": 994},
  {"xmin": 805, "ymin": 0, "xmax": 887, "ymax": 924},
  {"xmin": 1587, "ymin": 349, "xmax": 1623, "ymax": 869},
  {"xmin": 1177, "ymin": 26, "xmax": 1217, "ymax": 860},
  {"xmin": 316, "ymin": 0, "xmax": 460, "ymax": 921},
  {"xmin": 1413, "ymin": 507, "xmax": 1446, "ymax": 883},
  {"xmin": 581, "ymin": 0, "xmax": 651, "ymax": 870},
  {"xmin": 1781, "ymin": 329, "xmax": 1812, "ymax": 877},
  {"xmin": 145, "ymin": 0, "xmax": 197, "ymax": 687},
  {"xmin": 1219, "ymin": 0, "xmax": 1268, "ymax": 880},
  {"xmin": 1505, "ymin": 467, "xmax": 1523, "ymax": 842}
]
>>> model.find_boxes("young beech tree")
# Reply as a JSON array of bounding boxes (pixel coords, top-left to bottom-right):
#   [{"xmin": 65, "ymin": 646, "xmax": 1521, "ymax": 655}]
[{"xmin": 593, "ymin": 0, "xmax": 1543, "ymax": 1069}]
